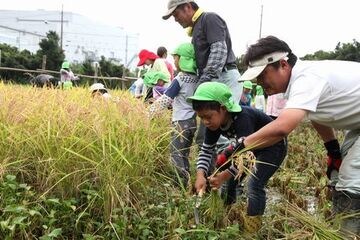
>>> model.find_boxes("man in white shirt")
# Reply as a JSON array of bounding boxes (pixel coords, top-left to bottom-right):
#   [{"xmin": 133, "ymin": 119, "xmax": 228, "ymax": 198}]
[{"xmin": 240, "ymin": 35, "xmax": 360, "ymax": 235}]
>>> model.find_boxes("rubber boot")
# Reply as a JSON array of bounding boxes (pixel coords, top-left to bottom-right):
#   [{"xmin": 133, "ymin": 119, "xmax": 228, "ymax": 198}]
[{"xmin": 244, "ymin": 215, "xmax": 262, "ymax": 234}]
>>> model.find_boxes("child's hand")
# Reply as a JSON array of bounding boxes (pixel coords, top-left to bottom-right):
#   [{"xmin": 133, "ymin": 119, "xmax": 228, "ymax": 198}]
[
  {"xmin": 208, "ymin": 171, "xmax": 231, "ymax": 189},
  {"xmin": 195, "ymin": 171, "xmax": 207, "ymax": 193},
  {"xmin": 241, "ymin": 95, "xmax": 248, "ymax": 103}
]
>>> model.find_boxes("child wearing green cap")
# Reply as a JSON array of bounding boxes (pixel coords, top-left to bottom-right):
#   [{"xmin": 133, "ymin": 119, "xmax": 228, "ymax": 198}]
[
  {"xmin": 143, "ymin": 71, "xmax": 169, "ymax": 100},
  {"xmin": 240, "ymin": 80, "xmax": 253, "ymax": 106},
  {"xmin": 150, "ymin": 43, "xmax": 198, "ymax": 187},
  {"xmin": 60, "ymin": 61, "xmax": 79, "ymax": 89},
  {"xmin": 137, "ymin": 49, "xmax": 171, "ymax": 102},
  {"xmin": 187, "ymin": 81, "xmax": 287, "ymax": 233},
  {"xmin": 254, "ymin": 85, "xmax": 266, "ymax": 112}
]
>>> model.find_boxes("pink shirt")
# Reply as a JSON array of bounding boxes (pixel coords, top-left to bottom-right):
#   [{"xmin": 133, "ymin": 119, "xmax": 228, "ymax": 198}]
[{"xmin": 266, "ymin": 93, "xmax": 287, "ymax": 117}]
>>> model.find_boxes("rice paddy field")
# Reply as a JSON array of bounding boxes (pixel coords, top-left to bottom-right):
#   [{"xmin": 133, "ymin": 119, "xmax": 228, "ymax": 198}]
[{"xmin": 0, "ymin": 83, "xmax": 357, "ymax": 239}]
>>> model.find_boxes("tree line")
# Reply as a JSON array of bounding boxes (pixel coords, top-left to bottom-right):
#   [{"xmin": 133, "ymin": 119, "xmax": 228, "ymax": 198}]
[
  {"xmin": 236, "ymin": 39, "xmax": 360, "ymax": 74},
  {"xmin": 0, "ymin": 31, "xmax": 130, "ymax": 88}
]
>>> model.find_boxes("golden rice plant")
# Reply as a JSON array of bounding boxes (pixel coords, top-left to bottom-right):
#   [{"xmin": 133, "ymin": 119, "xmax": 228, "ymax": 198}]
[{"xmin": 0, "ymin": 83, "xmax": 172, "ymax": 220}]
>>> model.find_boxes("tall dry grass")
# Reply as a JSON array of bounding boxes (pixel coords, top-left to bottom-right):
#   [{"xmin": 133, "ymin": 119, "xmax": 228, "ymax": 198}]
[
  {"xmin": 0, "ymin": 83, "xmax": 172, "ymax": 220},
  {"xmin": 0, "ymin": 84, "xmax": 356, "ymax": 239}
]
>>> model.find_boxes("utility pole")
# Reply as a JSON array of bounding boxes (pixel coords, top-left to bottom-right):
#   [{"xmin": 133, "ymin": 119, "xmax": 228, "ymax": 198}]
[
  {"xmin": 18, "ymin": 31, "xmax": 21, "ymax": 49},
  {"xmin": 125, "ymin": 34, "xmax": 128, "ymax": 66},
  {"xmin": 259, "ymin": 4, "xmax": 263, "ymax": 39},
  {"xmin": 60, "ymin": 4, "xmax": 64, "ymax": 51},
  {"xmin": 42, "ymin": 55, "xmax": 47, "ymax": 71},
  {"xmin": 94, "ymin": 62, "xmax": 99, "ymax": 83}
]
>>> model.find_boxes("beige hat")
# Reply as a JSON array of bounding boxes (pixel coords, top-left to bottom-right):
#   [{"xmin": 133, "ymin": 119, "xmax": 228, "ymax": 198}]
[
  {"xmin": 90, "ymin": 83, "xmax": 107, "ymax": 92},
  {"xmin": 239, "ymin": 52, "xmax": 289, "ymax": 81},
  {"xmin": 162, "ymin": 0, "xmax": 194, "ymax": 20}
]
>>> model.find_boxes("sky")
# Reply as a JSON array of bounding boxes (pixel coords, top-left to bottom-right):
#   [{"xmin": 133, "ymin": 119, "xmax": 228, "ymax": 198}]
[{"xmin": 2, "ymin": 0, "xmax": 360, "ymax": 61}]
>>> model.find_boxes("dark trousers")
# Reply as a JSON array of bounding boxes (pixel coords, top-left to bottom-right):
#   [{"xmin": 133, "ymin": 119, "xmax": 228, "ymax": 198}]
[
  {"xmin": 170, "ymin": 117, "xmax": 197, "ymax": 187},
  {"xmin": 332, "ymin": 190, "xmax": 360, "ymax": 235},
  {"xmin": 246, "ymin": 141, "xmax": 287, "ymax": 216}
]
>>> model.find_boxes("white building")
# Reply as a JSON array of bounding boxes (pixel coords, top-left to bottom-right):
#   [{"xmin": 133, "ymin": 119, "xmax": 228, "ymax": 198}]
[{"xmin": 0, "ymin": 9, "xmax": 139, "ymax": 67}]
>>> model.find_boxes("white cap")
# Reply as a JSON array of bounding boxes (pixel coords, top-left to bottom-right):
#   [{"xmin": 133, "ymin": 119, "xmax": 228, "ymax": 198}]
[
  {"xmin": 239, "ymin": 52, "xmax": 289, "ymax": 81},
  {"xmin": 90, "ymin": 83, "xmax": 107, "ymax": 92}
]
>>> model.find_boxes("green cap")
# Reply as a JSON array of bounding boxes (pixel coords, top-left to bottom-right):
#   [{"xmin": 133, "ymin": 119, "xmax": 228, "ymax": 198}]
[
  {"xmin": 62, "ymin": 61, "xmax": 70, "ymax": 69},
  {"xmin": 172, "ymin": 43, "xmax": 197, "ymax": 74},
  {"xmin": 143, "ymin": 71, "xmax": 170, "ymax": 87},
  {"xmin": 243, "ymin": 80, "xmax": 253, "ymax": 90},
  {"xmin": 187, "ymin": 82, "xmax": 242, "ymax": 112},
  {"xmin": 256, "ymin": 85, "xmax": 264, "ymax": 95}
]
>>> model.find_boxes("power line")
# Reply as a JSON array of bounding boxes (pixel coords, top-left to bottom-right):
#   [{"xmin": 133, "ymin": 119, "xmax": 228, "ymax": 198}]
[
  {"xmin": 0, "ymin": 11, "xmax": 62, "ymax": 20},
  {"xmin": 0, "ymin": 24, "xmax": 45, "ymax": 37},
  {"xmin": 63, "ymin": 31, "xmax": 139, "ymax": 38},
  {"xmin": 16, "ymin": 18, "xmax": 69, "ymax": 24}
]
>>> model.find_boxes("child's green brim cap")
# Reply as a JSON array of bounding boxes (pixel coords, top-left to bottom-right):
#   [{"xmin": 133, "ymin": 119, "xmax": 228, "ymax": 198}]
[{"xmin": 187, "ymin": 82, "xmax": 242, "ymax": 112}]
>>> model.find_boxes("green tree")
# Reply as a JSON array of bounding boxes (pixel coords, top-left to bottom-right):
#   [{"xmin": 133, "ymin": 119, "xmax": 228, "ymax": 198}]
[
  {"xmin": 0, "ymin": 43, "xmax": 39, "ymax": 83},
  {"xmin": 98, "ymin": 56, "xmax": 124, "ymax": 89},
  {"xmin": 98, "ymin": 56, "xmax": 124, "ymax": 77},
  {"xmin": 333, "ymin": 40, "xmax": 360, "ymax": 61},
  {"xmin": 36, "ymin": 31, "xmax": 65, "ymax": 71},
  {"xmin": 236, "ymin": 54, "xmax": 247, "ymax": 74},
  {"xmin": 302, "ymin": 50, "xmax": 335, "ymax": 60},
  {"xmin": 81, "ymin": 59, "xmax": 95, "ymax": 76},
  {"xmin": 301, "ymin": 39, "xmax": 360, "ymax": 62},
  {"xmin": 75, "ymin": 59, "xmax": 95, "ymax": 86}
]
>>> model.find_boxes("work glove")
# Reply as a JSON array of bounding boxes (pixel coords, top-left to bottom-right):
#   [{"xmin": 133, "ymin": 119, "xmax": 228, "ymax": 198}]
[
  {"xmin": 216, "ymin": 137, "xmax": 245, "ymax": 171},
  {"xmin": 324, "ymin": 139, "xmax": 342, "ymax": 179}
]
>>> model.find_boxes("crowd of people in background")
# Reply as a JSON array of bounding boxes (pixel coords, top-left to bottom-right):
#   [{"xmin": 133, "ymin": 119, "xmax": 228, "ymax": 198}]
[{"xmin": 32, "ymin": 60, "xmax": 115, "ymax": 101}]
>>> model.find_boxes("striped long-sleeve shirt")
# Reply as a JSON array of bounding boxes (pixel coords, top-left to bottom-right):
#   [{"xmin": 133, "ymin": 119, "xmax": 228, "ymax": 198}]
[
  {"xmin": 191, "ymin": 12, "xmax": 237, "ymax": 83},
  {"xmin": 199, "ymin": 41, "xmax": 228, "ymax": 83}
]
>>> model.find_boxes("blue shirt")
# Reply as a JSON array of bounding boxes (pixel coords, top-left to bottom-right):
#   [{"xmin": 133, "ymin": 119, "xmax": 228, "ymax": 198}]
[{"xmin": 240, "ymin": 93, "xmax": 252, "ymax": 106}]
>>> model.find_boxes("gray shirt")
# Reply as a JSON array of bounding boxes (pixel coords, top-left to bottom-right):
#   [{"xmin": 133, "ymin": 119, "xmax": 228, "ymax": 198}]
[
  {"xmin": 166, "ymin": 72, "xmax": 198, "ymax": 121},
  {"xmin": 149, "ymin": 72, "xmax": 198, "ymax": 122},
  {"xmin": 192, "ymin": 12, "xmax": 236, "ymax": 76}
]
